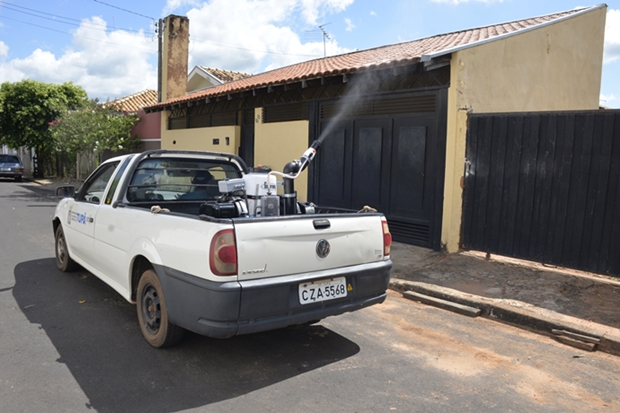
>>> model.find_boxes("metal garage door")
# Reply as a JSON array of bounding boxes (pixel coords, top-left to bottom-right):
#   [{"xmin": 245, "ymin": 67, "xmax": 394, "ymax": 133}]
[{"xmin": 311, "ymin": 90, "xmax": 447, "ymax": 249}]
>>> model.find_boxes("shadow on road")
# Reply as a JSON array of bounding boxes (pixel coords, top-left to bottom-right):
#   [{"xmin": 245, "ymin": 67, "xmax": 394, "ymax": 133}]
[
  {"xmin": 13, "ymin": 259, "xmax": 360, "ymax": 413},
  {"xmin": 0, "ymin": 181, "xmax": 59, "ymax": 204}
]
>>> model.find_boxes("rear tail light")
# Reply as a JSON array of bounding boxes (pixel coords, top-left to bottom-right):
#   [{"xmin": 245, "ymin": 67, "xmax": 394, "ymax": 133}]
[
  {"xmin": 382, "ymin": 218, "xmax": 392, "ymax": 258},
  {"xmin": 210, "ymin": 229, "xmax": 237, "ymax": 276}
]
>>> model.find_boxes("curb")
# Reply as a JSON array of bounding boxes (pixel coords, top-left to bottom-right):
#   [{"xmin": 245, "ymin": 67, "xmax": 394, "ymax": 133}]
[{"xmin": 389, "ymin": 279, "xmax": 620, "ymax": 357}]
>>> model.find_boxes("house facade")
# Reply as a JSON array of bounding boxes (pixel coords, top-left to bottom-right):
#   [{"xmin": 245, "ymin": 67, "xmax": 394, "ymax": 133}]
[
  {"xmin": 105, "ymin": 89, "xmax": 161, "ymax": 152},
  {"xmin": 187, "ymin": 66, "xmax": 252, "ymax": 93},
  {"xmin": 146, "ymin": 6, "xmax": 606, "ymax": 251}
]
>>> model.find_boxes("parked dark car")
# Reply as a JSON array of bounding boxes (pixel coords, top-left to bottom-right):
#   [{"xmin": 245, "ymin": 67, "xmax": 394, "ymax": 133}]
[{"xmin": 0, "ymin": 154, "xmax": 24, "ymax": 181}]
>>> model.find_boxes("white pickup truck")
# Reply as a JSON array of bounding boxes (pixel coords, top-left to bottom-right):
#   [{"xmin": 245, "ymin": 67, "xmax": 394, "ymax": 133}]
[{"xmin": 53, "ymin": 148, "xmax": 392, "ymax": 347}]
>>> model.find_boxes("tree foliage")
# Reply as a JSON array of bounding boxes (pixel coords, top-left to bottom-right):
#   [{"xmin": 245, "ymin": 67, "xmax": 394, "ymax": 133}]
[
  {"xmin": 50, "ymin": 100, "xmax": 142, "ymax": 154},
  {"xmin": 0, "ymin": 80, "xmax": 88, "ymax": 177}
]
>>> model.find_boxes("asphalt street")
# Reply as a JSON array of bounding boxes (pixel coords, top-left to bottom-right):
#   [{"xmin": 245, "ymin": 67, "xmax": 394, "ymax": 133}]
[{"xmin": 1, "ymin": 179, "xmax": 619, "ymax": 413}]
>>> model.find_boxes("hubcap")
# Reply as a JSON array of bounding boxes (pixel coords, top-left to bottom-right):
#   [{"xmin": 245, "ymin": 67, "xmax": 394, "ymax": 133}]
[
  {"xmin": 57, "ymin": 235, "xmax": 66, "ymax": 263},
  {"xmin": 141, "ymin": 285, "xmax": 161, "ymax": 335}
]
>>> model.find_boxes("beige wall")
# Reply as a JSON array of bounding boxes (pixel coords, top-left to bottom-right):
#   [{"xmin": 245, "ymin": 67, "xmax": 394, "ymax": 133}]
[
  {"xmin": 254, "ymin": 111, "xmax": 310, "ymax": 201},
  {"xmin": 441, "ymin": 7, "xmax": 606, "ymax": 252},
  {"xmin": 187, "ymin": 74, "xmax": 217, "ymax": 93},
  {"xmin": 159, "ymin": 109, "xmax": 311, "ymax": 201},
  {"xmin": 452, "ymin": 9, "xmax": 605, "ymax": 113},
  {"xmin": 160, "ymin": 113, "xmax": 240, "ymax": 152}
]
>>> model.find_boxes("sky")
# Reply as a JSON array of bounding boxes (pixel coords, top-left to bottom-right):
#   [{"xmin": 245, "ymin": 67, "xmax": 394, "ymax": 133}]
[{"xmin": 0, "ymin": 0, "xmax": 618, "ymax": 107}]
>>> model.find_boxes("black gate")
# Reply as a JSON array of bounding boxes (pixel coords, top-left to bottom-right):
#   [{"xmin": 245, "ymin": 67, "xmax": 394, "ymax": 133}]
[
  {"xmin": 239, "ymin": 109, "xmax": 255, "ymax": 167},
  {"xmin": 462, "ymin": 110, "xmax": 620, "ymax": 277},
  {"xmin": 311, "ymin": 90, "xmax": 447, "ymax": 249}
]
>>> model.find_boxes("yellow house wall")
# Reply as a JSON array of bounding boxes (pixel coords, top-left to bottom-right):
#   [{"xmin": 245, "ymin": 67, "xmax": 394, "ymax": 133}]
[
  {"xmin": 441, "ymin": 7, "xmax": 606, "ymax": 252},
  {"xmin": 254, "ymin": 111, "xmax": 310, "ymax": 202},
  {"xmin": 160, "ymin": 113, "xmax": 240, "ymax": 153},
  {"xmin": 159, "ymin": 109, "xmax": 310, "ymax": 201}
]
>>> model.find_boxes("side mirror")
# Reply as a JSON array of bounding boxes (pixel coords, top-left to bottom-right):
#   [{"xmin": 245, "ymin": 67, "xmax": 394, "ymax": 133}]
[{"xmin": 56, "ymin": 185, "xmax": 76, "ymax": 198}]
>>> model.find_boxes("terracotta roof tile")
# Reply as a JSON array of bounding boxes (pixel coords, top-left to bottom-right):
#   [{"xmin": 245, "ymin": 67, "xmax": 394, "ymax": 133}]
[
  {"xmin": 106, "ymin": 89, "xmax": 158, "ymax": 112},
  {"xmin": 148, "ymin": 7, "xmax": 594, "ymax": 111},
  {"xmin": 201, "ymin": 67, "xmax": 253, "ymax": 83}
]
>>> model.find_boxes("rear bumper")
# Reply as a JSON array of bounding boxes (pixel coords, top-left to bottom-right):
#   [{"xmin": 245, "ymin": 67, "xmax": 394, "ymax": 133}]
[
  {"xmin": 0, "ymin": 171, "xmax": 22, "ymax": 178},
  {"xmin": 154, "ymin": 260, "xmax": 392, "ymax": 338}
]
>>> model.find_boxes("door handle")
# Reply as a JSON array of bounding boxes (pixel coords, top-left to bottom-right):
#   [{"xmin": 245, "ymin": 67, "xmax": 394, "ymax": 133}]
[{"xmin": 313, "ymin": 219, "xmax": 330, "ymax": 230}]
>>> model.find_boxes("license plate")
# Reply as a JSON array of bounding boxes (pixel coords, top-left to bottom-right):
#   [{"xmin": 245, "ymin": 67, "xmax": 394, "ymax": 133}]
[{"xmin": 299, "ymin": 277, "xmax": 347, "ymax": 305}]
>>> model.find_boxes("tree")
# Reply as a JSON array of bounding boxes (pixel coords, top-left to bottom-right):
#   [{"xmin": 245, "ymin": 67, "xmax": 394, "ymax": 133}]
[
  {"xmin": 50, "ymin": 100, "xmax": 142, "ymax": 175},
  {"xmin": 0, "ymin": 80, "xmax": 88, "ymax": 177}
]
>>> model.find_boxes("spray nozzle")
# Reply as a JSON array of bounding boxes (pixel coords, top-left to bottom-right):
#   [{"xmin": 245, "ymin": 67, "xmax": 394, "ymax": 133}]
[{"xmin": 299, "ymin": 140, "xmax": 321, "ymax": 171}]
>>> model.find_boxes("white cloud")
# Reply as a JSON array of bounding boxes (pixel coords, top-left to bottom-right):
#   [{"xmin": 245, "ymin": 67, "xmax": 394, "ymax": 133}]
[
  {"xmin": 0, "ymin": 0, "xmax": 354, "ymax": 99},
  {"xmin": 604, "ymin": 9, "xmax": 620, "ymax": 64},
  {"xmin": 345, "ymin": 17, "xmax": 355, "ymax": 32},
  {"xmin": 0, "ymin": 17, "xmax": 158, "ymax": 100},
  {"xmin": 600, "ymin": 93, "xmax": 616, "ymax": 106},
  {"xmin": 430, "ymin": 0, "xmax": 503, "ymax": 4},
  {"xmin": 370, "ymin": 11, "xmax": 377, "ymax": 16},
  {"xmin": 300, "ymin": 0, "xmax": 354, "ymax": 25},
  {"xmin": 186, "ymin": 0, "xmax": 352, "ymax": 73},
  {"xmin": 0, "ymin": 41, "xmax": 8, "ymax": 58},
  {"xmin": 164, "ymin": 0, "xmax": 201, "ymax": 15}
]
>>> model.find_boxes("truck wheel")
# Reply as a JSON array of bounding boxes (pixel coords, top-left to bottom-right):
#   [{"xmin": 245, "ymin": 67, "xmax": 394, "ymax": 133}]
[
  {"xmin": 136, "ymin": 269, "xmax": 184, "ymax": 348},
  {"xmin": 55, "ymin": 225, "xmax": 78, "ymax": 272}
]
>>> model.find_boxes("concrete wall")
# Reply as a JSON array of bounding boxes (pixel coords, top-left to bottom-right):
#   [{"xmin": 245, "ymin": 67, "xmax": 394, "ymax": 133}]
[
  {"xmin": 254, "ymin": 112, "xmax": 310, "ymax": 201},
  {"xmin": 441, "ymin": 7, "xmax": 606, "ymax": 252},
  {"xmin": 161, "ymin": 120, "xmax": 240, "ymax": 153},
  {"xmin": 133, "ymin": 110, "xmax": 161, "ymax": 140},
  {"xmin": 160, "ymin": 108, "xmax": 311, "ymax": 200},
  {"xmin": 139, "ymin": 140, "xmax": 161, "ymax": 152}
]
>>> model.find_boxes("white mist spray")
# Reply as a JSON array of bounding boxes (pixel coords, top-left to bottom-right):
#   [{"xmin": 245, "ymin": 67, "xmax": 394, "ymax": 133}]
[{"xmin": 317, "ymin": 70, "xmax": 386, "ymax": 144}]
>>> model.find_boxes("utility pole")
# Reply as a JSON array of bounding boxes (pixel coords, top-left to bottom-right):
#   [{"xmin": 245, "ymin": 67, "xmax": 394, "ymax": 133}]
[
  {"xmin": 319, "ymin": 24, "xmax": 330, "ymax": 57},
  {"xmin": 157, "ymin": 18, "xmax": 163, "ymax": 103}
]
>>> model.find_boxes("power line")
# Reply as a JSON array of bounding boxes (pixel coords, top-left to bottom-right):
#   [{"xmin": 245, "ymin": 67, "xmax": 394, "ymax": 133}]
[
  {"xmin": 0, "ymin": 15, "xmax": 158, "ymax": 53},
  {"xmin": 0, "ymin": 0, "xmax": 323, "ymax": 60},
  {"xmin": 188, "ymin": 36, "xmax": 321, "ymax": 58},
  {"xmin": 0, "ymin": 11, "xmax": 319, "ymax": 59},
  {"xmin": 0, "ymin": 0, "xmax": 154, "ymax": 36},
  {"xmin": 93, "ymin": 0, "xmax": 155, "ymax": 20},
  {"xmin": 90, "ymin": 0, "xmax": 322, "ymax": 58}
]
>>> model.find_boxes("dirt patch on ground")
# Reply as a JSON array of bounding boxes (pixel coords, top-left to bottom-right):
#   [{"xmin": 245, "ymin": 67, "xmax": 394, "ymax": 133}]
[
  {"xmin": 366, "ymin": 292, "xmax": 620, "ymax": 412},
  {"xmin": 390, "ymin": 243, "xmax": 620, "ymax": 330}
]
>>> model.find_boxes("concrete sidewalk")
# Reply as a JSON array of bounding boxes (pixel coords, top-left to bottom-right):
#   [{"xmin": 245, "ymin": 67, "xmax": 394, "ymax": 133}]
[{"xmin": 389, "ymin": 242, "xmax": 620, "ymax": 356}]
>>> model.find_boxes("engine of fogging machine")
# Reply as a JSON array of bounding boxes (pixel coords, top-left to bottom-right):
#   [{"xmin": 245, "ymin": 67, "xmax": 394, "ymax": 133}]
[
  {"xmin": 199, "ymin": 140, "xmax": 321, "ymax": 219},
  {"xmin": 281, "ymin": 140, "xmax": 321, "ymax": 215}
]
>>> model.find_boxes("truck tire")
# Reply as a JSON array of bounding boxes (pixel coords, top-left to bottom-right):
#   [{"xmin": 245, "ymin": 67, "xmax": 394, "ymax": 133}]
[
  {"xmin": 136, "ymin": 269, "xmax": 185, "ymax": 348},
  {"xmin": 55, "ymin": 225, "xmax": 78, "ymax": 272}
]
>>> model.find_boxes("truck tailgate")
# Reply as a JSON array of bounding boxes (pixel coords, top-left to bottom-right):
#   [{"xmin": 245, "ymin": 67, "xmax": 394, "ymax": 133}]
[{"xmin": 233, "ymin": 214, "xmax": 386, "ymax": 281}]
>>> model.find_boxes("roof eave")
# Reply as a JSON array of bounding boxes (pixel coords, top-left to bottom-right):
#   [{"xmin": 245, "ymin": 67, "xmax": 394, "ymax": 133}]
[
  {"xmin": 144, "ymin": 61, "xmax": 427, "ymax": 112},
  {"xmin": 421, "ymin": 4, "xmax": 606, "ymax": 62}
]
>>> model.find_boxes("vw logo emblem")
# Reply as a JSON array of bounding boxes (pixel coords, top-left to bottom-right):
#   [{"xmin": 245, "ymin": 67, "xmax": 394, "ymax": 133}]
[{"xmin": 316, "ymin": 239, "xmax": 330, "ymax": 258}]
